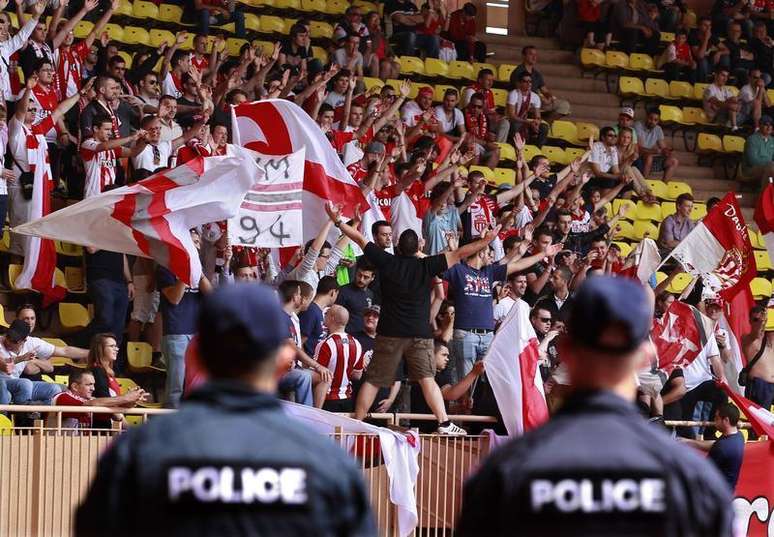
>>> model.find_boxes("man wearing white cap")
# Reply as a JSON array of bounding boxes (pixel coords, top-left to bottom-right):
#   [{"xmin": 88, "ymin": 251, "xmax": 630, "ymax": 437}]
[{"xmin": 613, "ymin": 107, "xmax": 638, "ymax": 144}]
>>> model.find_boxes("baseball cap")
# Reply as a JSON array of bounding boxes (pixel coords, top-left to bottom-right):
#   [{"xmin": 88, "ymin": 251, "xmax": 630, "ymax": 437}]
[
  {"xmin": 365, "ymin": 141, "xmax": 386, "ymax": 155},
  {"xmin": 567, "ymin": 276, "xmax": 652, "ymax": 354},
  {"xmin": 364, "ymin": 304, "xmax": 381, "ymax": 315},
  {"xmin": 761, "ymin": 115, "xmax": 773, "ymax": 126},
  {"xmin": 417, "ymin": 86, "xmax": 433, "ymax": 98},
  {"xmin": 197, "ymin": 284, "xmax": 288, "ymax": 360},
  {"xmin": 6, "ymin": 319, "xmax": 30, "ymax": 343},
  {"xmin": 620, "ymin": 107, "xmax": 635, "ymax": 119}
]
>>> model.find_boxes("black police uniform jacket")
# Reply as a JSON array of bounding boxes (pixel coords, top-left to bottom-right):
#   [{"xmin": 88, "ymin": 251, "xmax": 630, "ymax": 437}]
[
  {"xmin": 75, "ymin": 381, "xmax": 376, "ymax": 537},
  {"xmin": 457, "ymin": 391, "xmax": 735, "ymax": 537}
]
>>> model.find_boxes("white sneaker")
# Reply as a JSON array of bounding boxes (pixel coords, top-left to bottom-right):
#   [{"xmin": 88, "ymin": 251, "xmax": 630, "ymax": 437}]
[{"xmin": 437, "ymin": 422, "xmax": 467, "ymax": 436}]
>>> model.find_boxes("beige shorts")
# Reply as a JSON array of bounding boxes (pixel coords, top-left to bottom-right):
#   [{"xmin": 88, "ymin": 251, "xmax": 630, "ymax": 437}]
[{"xmin": 365, "ymin": 336, "xmax": 435, "ymax": 387}]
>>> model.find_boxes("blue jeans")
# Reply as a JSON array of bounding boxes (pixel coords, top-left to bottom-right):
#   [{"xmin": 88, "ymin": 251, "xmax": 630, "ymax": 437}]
[
  {"xmin": 452, "ymin": 330, "xmax": 494, "ymax": 383},
  {"xmin": 278, "ymin": 368, "xmax": 313, "ymax": 406},
  {"xmin": 198, "ymin": 8, "xmax": 245, "ymax": 37},
  {"xmin": 163, "ymin": 334, "xmax": 193, "ymax": 409},
  {"xmin": 0, "ymin": 377, "xmax": 62, "ymax": 404},
  {"xmin": 87, "ymin": 278, "xmax": 129, "ymax": 346}
]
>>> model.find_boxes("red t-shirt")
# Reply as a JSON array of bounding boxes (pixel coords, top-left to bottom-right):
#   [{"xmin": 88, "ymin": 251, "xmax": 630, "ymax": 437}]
[
  {"xmin": 675, "ymin": 42, "xmax": 692, "ymax": 63},
  {"xmin": 577, "ymin": 0, "xmax": 601, "ymax": 21},
  {"xmin": 54, "ymin": 391, "xmax": 92, "ymax": 428},
  {"xmin": 448, "ymin": 10, "xmax": 475, "ymax": 41},
  {"xmin": 191, "ymin": 54, "xmax": 209, "ymax": 73},
  {"xmin": 325, "ymin": 129, "xmax": 355, "ymax": 154}
]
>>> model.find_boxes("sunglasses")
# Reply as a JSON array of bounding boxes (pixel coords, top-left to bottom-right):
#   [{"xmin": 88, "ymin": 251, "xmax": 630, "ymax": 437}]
[{"xmin": 539, "ymin": 317, "xmax": 552, "ymax": 323}]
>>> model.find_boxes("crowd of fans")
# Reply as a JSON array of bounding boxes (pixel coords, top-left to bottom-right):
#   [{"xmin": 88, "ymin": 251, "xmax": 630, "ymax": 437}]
[{"xmin": 0, "ymin": 0, "xmax": 768, "ymax": 439}]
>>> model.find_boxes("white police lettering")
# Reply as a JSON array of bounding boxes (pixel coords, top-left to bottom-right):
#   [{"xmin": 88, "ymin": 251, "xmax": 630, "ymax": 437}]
[
  {"xmin": 530, "ymin": 478, "xmax": 666, "ymax": 513},
  {"xmin": 168, "ymin": 466, "xmax": 307, "ymax": 505}
]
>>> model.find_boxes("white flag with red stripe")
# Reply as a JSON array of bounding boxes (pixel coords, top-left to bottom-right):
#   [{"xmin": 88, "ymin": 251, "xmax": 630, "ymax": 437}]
[
  {"xmin": 719, "ymin": 381, "xmax": 774, "ymax": 439},
  {"xmin": 616, "ymin": 238, "xmax": 661, "ymax": 283},
  {"xmin": 232, "ymin": 100, "xmax": 367, "ymax": 242},
  {"xmin": 13, "ymin": 154, "xmax": 262, "ymax": 286},
  {"xmin": 754, "ymin": 181, "xmax": 774, "ymax": 261},
  {"xmin": 483, "ymin": 298, "xmax": 549, "ymax": 436}
]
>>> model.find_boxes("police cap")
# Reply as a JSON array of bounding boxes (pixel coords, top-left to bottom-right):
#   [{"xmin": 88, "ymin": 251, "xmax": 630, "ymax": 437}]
[{"xmin": 567, "ymin": 276, "xmax": 651, "ymax": 354}]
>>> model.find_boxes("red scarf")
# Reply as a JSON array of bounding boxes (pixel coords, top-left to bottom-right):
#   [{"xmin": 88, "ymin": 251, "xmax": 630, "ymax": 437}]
[
  {"xmin": 471, "ymin": 83, "xmax": 495, "ymax": 111},
  {"xmin": 465, "ymin": 111, "xmax": 488, "ymax": 139}
]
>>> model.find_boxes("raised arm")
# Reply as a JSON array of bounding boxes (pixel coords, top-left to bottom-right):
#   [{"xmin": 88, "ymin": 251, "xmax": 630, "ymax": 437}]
[
  {"xmin": 52, "ymin": 78, "xmax": 95, "ymax": 123},
  {"xmin": 444, "ymin": 226, "xmax": 501, "ymax": 268},
  {"xmin": 52, "ymin": 0, "xmax": 99, "ymax": 50},
  {"xmin": 507, "ymin": 243, "xmax": 562, "ymax": 275},
  {"xmin": 325, "ymin": 203, "xmax": 367, "ymax": 250},
  {"xmin": 6, "ymin": 0, "xmax": 44, "ymax": 54},
  {"xmin": 84, "ymin": 0, "xmax": 117, "ymax": 49}
]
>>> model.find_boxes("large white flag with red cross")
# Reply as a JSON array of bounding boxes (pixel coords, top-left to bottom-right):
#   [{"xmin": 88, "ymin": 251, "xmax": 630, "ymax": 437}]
[{"xmin": 13, "ymin": 153, "xmax": 262, "ymax": 286}]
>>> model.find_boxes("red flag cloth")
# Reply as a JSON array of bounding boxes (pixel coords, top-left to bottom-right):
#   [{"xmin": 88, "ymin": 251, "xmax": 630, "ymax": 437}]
[
  {"xmin": 651, "ymin": 301, "xmax": 703, "ymax": 374},
  {"xmin": 719, "ymin": 381, "xmax": 774, "ymax": 439},
  {"xmin": 754, "ymin": 181, "xmax": 774, "ymax": 235},
  {"xmin": 727, "ymin": 286, "xmax": 754, "ymax": 367},
  {"xmin": 734, "ymin": 441, "xmax": 774, "ymax": 537}
]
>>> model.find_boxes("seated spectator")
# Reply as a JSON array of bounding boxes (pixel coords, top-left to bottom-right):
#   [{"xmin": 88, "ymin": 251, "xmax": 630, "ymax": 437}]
[
  {"xmin": 703, "ymin": 68, "xmax": 740, "ymax": 131},
  {"xmin": 657, "ymin": 192, "xmax": 696, "ymax": 255},
  {"xmin": 434, "ymin": 88, "xmax": 465, "ymax": 143},
  {"xmin": 649, "ymin": 0, "xmax": 684, "ymax": 33},
  {"xmin": 689, "ymin": 17, "xmax": 729, "ymax": 83},
  {"xmin": 363, "ymin": 11, "xmax": 399, "ymax": 80},
  {"xmin": 185, "ymin": 0, "xmax": 245, "ymax": 38},
  {"xmin": 387, "ymin": 0, "xmax": 439, "ymax": 58},
  {"xmin": 314, "ymin": 305, "xmax": 365, "ymax": 413},
  {"xmin": 278, "ymin": 23, "xmax": 312, "ymax": 69},
  {"xmin": 333, "ymin": 5, "xmax": 370, "ymax": 42},
  {"xmin": 333, "ymin": 34, "xmax": 364, "ymax": 78},
  {"xmin": 506, "ymin": 72, "xmax": 547, "ymax": 147},
  {"xmin": 658, "ymin": 29, "xmax": 698, "ymax": 82},
  {"xmin": 584, "ymin": 126, "xmax": 622, "ymax": 188},
  {"xmin": 634, "ymin": 109, "xmax": 679, "ymax": 181},
  {"xmin": 725, "ymin": 21, "xmax": 756, "ymax": 85},
  {"xmin": 299, "ymin": 276, "xmax": 340, "ymax": 358},
  {"xmin": 750, "ymin": 22, "xmax": 774, "ymax": 87},
  {"xmin": 510, "ymin": 46, "xmax": 571, "ymax": 118},
  {"xmin": 742, "ymin": 115, "xmax": 774, "ymax": 188},
  {"xmin": 610, "ymin": 0, "xmax": 661, "ymax": 54},
  {"xmin": 739, "ymin": 69, "xmax": 771, "ymax": 130},
  {"xmin": 446, "ymin": 3, "xmax": 486, "ymax": 62},
  {"xmin": 0, "ymin": 320, "xmax": 63, "ymax": 405},
  {"xmin": 613, "ymin": 107, "xmax": 638, "ymax": 143},
  {"xmin": 464, "ymin": 93, "xmax": 501, "ymax": 168},
  {"xmin": 711, "ymin": 0, "xmax": 752, "ymax": 39},
  {"xmin": 463, "ymin": 68, "xmax": 508, "ymax": 143}
]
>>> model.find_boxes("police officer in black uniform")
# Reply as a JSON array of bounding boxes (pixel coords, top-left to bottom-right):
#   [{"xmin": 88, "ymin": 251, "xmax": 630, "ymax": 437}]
[
  {"xmin": 75, "ymin": 283, "xmax": 376, "ymax": 537},
  {"xmin": 457, "ymin": 276, "xmax": 735, "ymax": 537}
]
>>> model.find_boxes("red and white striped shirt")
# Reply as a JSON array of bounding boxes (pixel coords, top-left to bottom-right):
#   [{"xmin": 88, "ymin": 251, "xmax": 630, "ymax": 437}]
[
  {"xmin": 30, "ymin": 84, "xmax": 59, "ymax": 142},
  {"xmin": 80, "ymin": 138, "xmax": 117, "ymax": 198},
  {"xmin": 315, "ymin": 333, "xmax": 364, "ymax": 400},
  {"xmin": 56, "ymin": 41, "xmax": 89, "ymax": 99}
]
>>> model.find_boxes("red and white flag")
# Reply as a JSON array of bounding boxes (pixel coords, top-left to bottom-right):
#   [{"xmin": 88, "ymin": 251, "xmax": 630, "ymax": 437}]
[
  {"xmin": 617, "ymin": 237, "xmax": 661, "ymax": 283},
  {"xmin": 232, "ymin": 99, "xmax": 367, "ymax": 242},
  {"xmin": 14, "ymin": 154, "xmax": 262, "ymax": 286},
  {"xmin": 652, "ymin": 301, "xmax": 716, "ymax": 386},
  {"xmin": 483, "ymin": 299, "xmax": 548, "ymax": 436},
  {"xmin": 754, "ymin": 181, "xmax": 774, "ymax": 261},
  {"xmin": 670, "ymin": 192, "xmax": 757, "ymax": 300},
  {"xmin": 719, "ymin": 381, "xmax": 774, "ymax": 439},
  {"xmin": 15, "ymin": 117, "xmax": 65, "ymax": 306}
]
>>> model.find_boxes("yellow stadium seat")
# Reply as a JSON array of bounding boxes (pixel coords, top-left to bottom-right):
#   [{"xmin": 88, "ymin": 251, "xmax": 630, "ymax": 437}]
[
  {"xmin": 697, "ymin": 132, "xmax": 722, "ymax": 153},
  {"xmin": 398, "ymin": 56, "xmax": 425, "ymax": 75},
  {"xmin": 117, "ymin": 50, "xmax": 132, "ymax": 68},
  {"xmin": 8, "ymin": 264, "xmax": 27, "ymax": 291},
  {"xmin": 661, "ymin": 201, "xmax": 676, "ymax": 217},
  {"xmin": 682, "ymin": 107, "xmax": 712, "ymax": 125},
  {"xmin": 605, "ymin": 50, "xmax": 629, "ymax": 69},
  {"xmin": 645, "ymin": 179, "xmax": 668, "ymax": 199},
  {"xmin": 114, "ymin": 0, "xmax": 133, "ymax": 17},
  {"xmin": 432, "ymin": 84, "xmax": 455, "ymax": 102},
  {"xmin": 54, "ymin": 268, "xmax": 66, "ymax": 289},
  {"xmin": 724, "ymin": 85, "xmax": 739, "ymax": 97},
  {"xmin": 472, "ymin": 62, "xmax": 497, "ymax": 77},
  {"xmin": 575, "ymin": 122, "xmax": 600, "ymax": 143},
  {"xmin": 690, "ymin": 203, "xmax": 707, "ymax": 220},
  {"xmin": 667, "ymin": 272, "xmax": 694, "ymax": 294},
  {"xmin": 309, "ymin": 20, "xmax": 332, "ymax": 39},
  {"xmin": 132, "ymin": 0, "xmax": 159, "ymax": 19},
  {"xmin": 549, "ymin": 120, "xmax": 578, "ymax": 144},
  {"xmin": 322, "ymin": 0, "xmax": 348, "ymax": 13},
  {"xmin": 128, "ymin": 341, "xmax": 165, "ymax": 372},
  {"xmin": 580, "ymin": 48, "xmax": 606, "ymax": 69},
  {"xmin": 64, "ymin": 267, "xmax": 86, "ymax": 294},
  {"xmin": 177, "ymin": 32, "xmax": 195, "ymax": 51},
  {"xmin": 58, "ymin": 303, "xmax": 91, "ymax": 330},
  {"xmin": 767, "ymin": 308, "xmax": 774, "ymax": 332},
  {"xmin": 723, "ymin": 135, "xmax": 745, "ymax": 154},
  {"xmin": 656, "ymin": 271, "xmax": 667, "ymax": 284},
  {"xmin": 121, "ymin": 26, "xmax": 150, "ymax": 45},
  {"xmin": 750, "ymin": 277, "xmax": 773, "ymax": 300},
  {"xmin": 352, "ymin": 0, "xmax": 378, "ymax": 12},
  {"xmin": 0, "ymin": 307, "xmax": 7, "ymax": 328},
  {"xmin": 661, "ymin": 32, "xmax": 675, "ymax": 42},
  {"xmin": 259, "ymin": 15, "xmax": 286, "ymax": 33},
  {"xmin": 244, "ymin": 13, "xmax": 260, "ymax": 32},
  {"xmin": 226, "ymin": 38, "xmax": 249, "ymax": 57},
  {"xmin": 613, "ymin": 198, "xmax": 637, "ymax": 216},
  {"xmin": 493, "ymin": 168, "xmax": 517, "ymax": 185},
  {"xmin": 498, "ymin": 63, "xmax": 517, "ymax": 82},
  {"xmin": 311, "ymin": 46, "xmax": 328, "ymax": 63},
  {"xmin": 541, "ymin": 146, "xmax": 567, "ymax": 165},
  {"xmin": 644, "ymin": 78, "xmax": 670, "ymax": 99},
  {"xmin": 693, "ymin": 82, "xmax": 710, "ymax": 101},
  {"xmin": 613, "ymin": 220, "xmax": 634, "ymax": 240},
  {"xmin": 362, "ymin": 77, "xmax": 382, "ymax": 92},
  {"xmin": 635, "ymin": 201, "xmax": 662, "ymax": 221},
  {"xmin": 632, "ymin": 220, "xmax": 659, "ymax": 240},
  {"xmin": 619, "ymin": 76, "xmax": 645, "ymax": 98},
  {"xmin": 425, "ymin": 58, "xmax": 449, "ymax": 78},
  {"xmin": 613, "ymin": 241, "xmax": 633, "ymax": 258},
  {"xmin": 659, "ymin": 104, "xmax": 684, "ymax": 126},
  {"xmin": 104, "ymin": 23, "xmax": 124, "ymax": 42},
  {"xmin": 469, "ymin": 165, "xmax": 495, "ymax": 181},
  {"xmin": 496, "ymin": 143, "xmax": 517, "ymax": 162},
  {"xmin": 158, "ymin": 4, "xmax": 184, "ymax": 23},
  {"xmin": 755, "ymin": 250, "xmax": 773, "ymax": 271},
  {"xmin": 565, "ymin": 147, "xmax": 585, "ymax": 162},
  {"xmin": 491, "ymin": 88, "xmax": 507, "ymax": 108},
  {"xmin": 253, "ymin": 40, "xmax": 274, "ymax": 55},
  {"xmin": 522, "ymin": 144, "xmax": 540, "ymax": 162},
  {"xmin": 149, "ymin": 29, "xmax": 175, "ymax": 48},
  {"xmin": 300, "ymin": 0, "xmax": 326, "ymax": 12},
  {"xmin": 388, "ymin": 79, "xmax": 418, "ymax": 98},
  {"xmin": 56, "ymin": 241, "xmax": 84, "ymax": 257},
  {"xmin": 664, "ymin": 181, "xmax": 692, "ymax": 200},
  {"xmin": 448, "ymin": 61, "xmax": 475, "ymax": 80},
  {"xmin": 749, "ymin": 229, "xmax": 764, "ymax": 249},
  {"xmin": 628, "ymin": 53, "xmax": 656, "ymax": 71},
  {"xmin": 0, "ymin": 414, "xmax": 13, "ymax": 436},
  {"xmin": 669, "ymin": 81, "xmax": 693, "ymax": 100},
  {"xmin": 275, "ymin": 0, "xmax": 300, "ymax": 8},
  {"xmin": 73, "ymin": 20, "xmax": 94, "ymax": 39}
]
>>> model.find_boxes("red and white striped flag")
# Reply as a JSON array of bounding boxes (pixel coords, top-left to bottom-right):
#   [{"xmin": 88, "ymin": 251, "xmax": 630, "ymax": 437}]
[
  {"xmin": 13, "ymin": 154, "xmax": 262, "ymax": 286},
  {"xmin": 483, "ymin": 299, "xmax": 549, "ymax": 436},
  {"xmin": 616, "ymin": 237, "xmax": 661, "ymax": 283},
  {"xmin": 232, "ymin": 99, "xmax": 367, "ymax": 242},
  {"xmin": 669, "ymin": 192, "xmax": 757, "ymax": 300},
  {"xmin": 719, "ymin": 381, "xmax": 774, "ymax": 439},
  {"xmin": 16, "ymin": 117, "xmax": 65, "ymax": 306},
  {"xmin": 755, "ymin": 181, "xmax": 774, "ymax": 261}
]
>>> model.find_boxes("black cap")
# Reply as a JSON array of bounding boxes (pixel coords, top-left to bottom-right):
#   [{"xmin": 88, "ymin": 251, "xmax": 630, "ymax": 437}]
[
  {"xmin": 567, "ymin": 276, "xmax": 652, "ymax": 354},
  {"xmin": 761, "ymin": 115, "xmax": 773, "ymax": 126},
  {"xmin": 198, "ymin": 283, "xmax": 288, "ymax": 361},
  {"xmin": 6, "ymin": 319, "xmax": 30, "ymax": 343}
]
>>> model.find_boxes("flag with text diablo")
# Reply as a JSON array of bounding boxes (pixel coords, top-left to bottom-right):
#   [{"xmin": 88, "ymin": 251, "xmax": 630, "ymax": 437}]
[
  {"xmin": 228, "ymin": 147, "xmax": 304, "ymax": 248},
  {"xmin": 232, "ymin": 99, "xmax": 368, "ymax": 242},
  {"xmin": 13, "ymin": 154, "xmax": 262, "ymax": 286},
  {"xmin": 670, "ymin": 192, "xmax": 757, "ymax": 300}
]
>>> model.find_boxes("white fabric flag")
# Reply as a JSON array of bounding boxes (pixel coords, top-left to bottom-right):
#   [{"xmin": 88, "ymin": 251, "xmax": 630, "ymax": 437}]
[{"xmin": 390, "ymin": 192, "xmax": 422, "ymax": 242}]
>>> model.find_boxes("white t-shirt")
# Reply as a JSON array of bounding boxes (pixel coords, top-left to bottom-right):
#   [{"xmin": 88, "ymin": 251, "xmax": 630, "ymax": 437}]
[
  {"xmin": 400, "ymin": 100, "xmax": 423, "ymax": 127},
  {"xmin": 159, "ymin": 119, "xmax": 182, "ymax": 142},
  {"xmin": 683, "ymin": 336, "xmax": 720, "ymax": 391},
  {"xmin": 506, "ymin": 89, "xmax": 541, "ymax": 112},
  {"xmin": 0, "ymin": 336, "xmax": 56, "ymax": 378},
  {"xmin": 434, "ymin": 105, "xmax": 464, "ymax": 134},
  {"xmin": 162, "ymin": 71, "xmax": 184, "ymax": 99},
  {"xmin": 589, "ymin": 142, "xmax": 619, "ymax": 173},
  {"xmin": 132, "ymin": 140, "xmax": 173, "ymax": 172},
  {"xmin": 80, "ymin": 138, "xmax": 117, "ymax": 199},
  {"xmin": 493, "ymin": 296, "xmax": 516, "ymax": 324},
  {"xmin": 703, "ymin": 84, "xmax": 733, "ymax": 105}
]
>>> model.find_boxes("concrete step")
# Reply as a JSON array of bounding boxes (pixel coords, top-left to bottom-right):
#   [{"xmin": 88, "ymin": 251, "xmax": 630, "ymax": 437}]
[
  {"xmin": 550, "ymin": 89, "xmax": 621, "ymax": 107},
  {"xmin": 540, "ymin": 75, "xmax": 610, "ymax": 93},
  {"xmin": 567, "ymin": 103, "xmax": 620, "ymax": 122},
  {"xmin": 488, "ymin": 46, "xmax": 575, "ymax": 66},
  {"xmin": 484, "ymin": 34, "xmax": 564, "ymax": 53}
]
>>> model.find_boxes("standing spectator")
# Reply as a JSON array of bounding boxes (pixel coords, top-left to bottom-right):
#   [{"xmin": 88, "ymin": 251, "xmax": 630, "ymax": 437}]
[
  {"xmin": 634, "ymin": 109, "xmax": 679, "ymax": 180},
  {"xmin": 314, "ymin": 305, "xmax": 365, "ymax": 413},
  {"xmin": 711, "ymin": 0, "xmax": 752, "ymax": 39},
  {"xmin": 578, "ymin": 0, "xmax": 610, "ymax": 49},
  {"xmin": 463, "ymin": 68, "xmax": 508, "ymax": 143},
  {"xmin": 278, "ymin": 23, "xmax": 312, "ymax": 69},
  {"xmin": 80, "ymin": 76, "xmax": 122, "ymax": 140},
  {"xmin": 742, "ymin": 115, "xmax": 774, "ymax": 187},
  {"xmin": 689, "ymin": 17, "xmax": 728, "ymax": 83},
  {"xmin": 159, "ymin": 35, "xmax": 191, "ymax": 100},
  {"xmin": 446, "ymin": 3, "xmax": 486, "ymax": 62},
  {"xmin": 434, "ymin": 88, "xmax": 466, "ymax": 142},
  {"xmin": 85, "ymin": 247, "xmax": 133, "ymax": 350},
  {"xmin": 131, "ymin": 114, "xmax": 200, "ymax": 180},
  {"xmin": 0, "ymin": 320, "xmax": 63, "ymax": 404},
  {"xmin": 80, "ymin": 115, "xmax": 145, "ymax": 198},
  {"xmin": 186, "ymin": 0, "xmax": 245, "ymax": 38},
  {"xmin": 703, "ymin": 68, "xmax": 740, "ymax": 131},
  {"xmin": 510, "ymin": 46, "xmax": 571, "ymax": 118},
  {"xmin": 493, "ymin": 272, "xmax": 528, "ymax": 324},
  {"xmin": 0, "ymin": 1, "xmax": 44, "ymax": 102},
  {"xmin": 336, "ymin": 259, "xmax": 376, "ymax": 335},
  {"xmin": 535, "ymin": 265, "xmax": 574, "ymax": 319},
  {"xmin": 506, "ymin": 72, "xmax": 547, "ymax": 147},
  {"xmin": 464, "ymin": 93, "xmax": 501, "ymax": 168},
  {"xmin": 423, "ymin": 180, "xmax": 464, "ymax": 255},
  {"xmin": 158, "ymin": 95, "xmax": 184, "ymax": 142},
  {"xmin": 298, "ymin": 275, "xmax": 339, "ymax": 358},
  {"xmin": 610, "ymin": 0, "xmax": 661, "ymax": 55},
  {"xmin": 683, "ymin": 403, "xmax": 745, "ymax": 489},
  {"xmin": 657, "ymin": 192, "xmax": 696, "ymax": 254},
  {"xmin": 741, "ymin": 305, "xmax": 774, "ymax": 412}
]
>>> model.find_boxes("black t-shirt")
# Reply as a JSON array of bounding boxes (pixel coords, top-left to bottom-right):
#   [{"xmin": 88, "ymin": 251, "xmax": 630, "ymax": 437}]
[
  {"xmin": 410, "ymin": 366, "xmax": 454, "ymax": 432},
  {"xmin": 510, "ymin": 64, "xmax": 546, "ymax": 93},
  {"xmin": 156, "ymin": 266, "xmax": 199, "ymax": 335},
  {"xmin": 750, "ymin": 37, "xmax": 774, "ymax": 72},
  {"xmin": 533, "ymin": 175, "xmax": 557, "ymax": 199},
  {"xmin": 688, "ymin": 29, "xmax": 720, "ymax": 51},
  {"xmin": 85, "ymin": 250, "xmax": 125, "ymax": 283},
  {"xmin": 386, "ymin": 0, "xmax": 419, "ymax": 33},
  {"xmin": 175, "ymin": 96, "xmax": 200, "ymax": 128},
  {"xmin": 725, "ymin": 40, "xmax": 755, "ymax": 71},
  {"xmin": 363, "ymin": 243, "xmax": 447, "ymax": 338},
  {"xmin": 708, "ymin": 431, "xmax": 744, "ymax": 489},
  {"xmin": 336, "ymin": 283, "xmax": 375, "ymax": 335}
]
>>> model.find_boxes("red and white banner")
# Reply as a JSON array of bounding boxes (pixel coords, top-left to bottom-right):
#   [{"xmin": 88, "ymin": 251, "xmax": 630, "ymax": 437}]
[
  {"xmin": 754, "ymin": 182, "xmax": 774, "ymax": 261},
  {"xmin": 14, "ymin": 154, "xmax": 261, "ymax": 286},
  {"xmin": 670, "ymin": 192, "xmax": 757, "ymax": 301},
  {"xmin": 228, "ymin": 147, "xmax": 305, "ymax": 248},
  {"xmin": 483, "ymin": 299, "xmax": 549, "ymax": 437},
  {"xmin": 617, "ymin": 237, "xmax": 661, "ymax": 283},
  {"xmin": 232, "ymin": 100, "xmax": 368, "ymax": 243},
  {"xmin": 734, "ymin": 440, "xmax": 774, "ymax": 537},
  {"xmin": 720, "ymin": 382, "xmax": 774, "ymax": 439}
]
